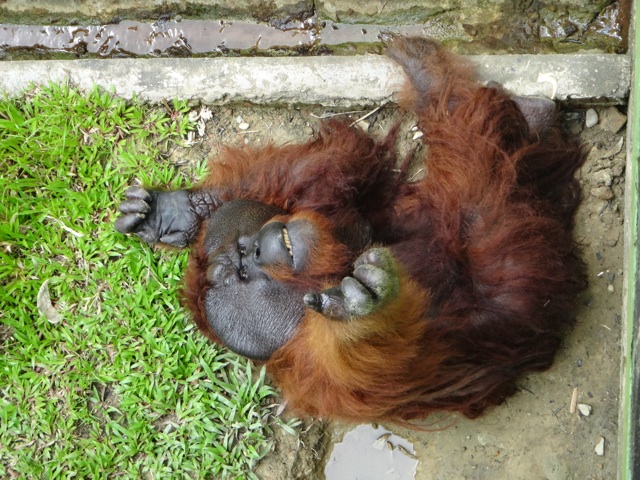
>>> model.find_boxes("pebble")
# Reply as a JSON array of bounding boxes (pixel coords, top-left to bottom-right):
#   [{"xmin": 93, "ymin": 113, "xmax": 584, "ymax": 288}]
[
  {"xmin": 593, "ymin": 169, "xmax": 613, "ymax": 186},
  {"xmin": 590, "ymin": 186, "xmax": 613, "ymax": 200},
  {"xmin": 585, "ymin": 109, "xmax": 599, "ymax": 128},
  {"xmin": 568, "ymin": 120, "xmax": 583, "ymax": 136},
  {"xmin": 600, "ymin": 107, "xmax": 627, "ymax": 133},
  {"xmin": 413, "ymin": 131, "xmax": 424, "ymax": 140},
  {"xmin": 611, "ymin": 161, "xmax": 625, "ymax": 177},
  {"xmin": 595, "ymin": 437, "xmax": 605, "ymax": 456},
  {"xmin": 235, "ymin": 115, "xmax": 244, "ymax": 124},
  {"xmin": 238, "ymin": 122, "xmax": 250, "ymax": 130},
  {"xmin": 356, "ymin": 120, "xmax": 370, "ymax": 132},
  {"xmin": 577, "ymin": 404, "xmax": 592, "ymax": 416},
  {"xmin": 596, "ymin": 201, "xmax": 609, "ymax": 215},
  {"xmin": 605, "ymin": 230, "xmax": 620, "ymax": 248},
  {"xmin": 599, "ymin": 136, "xmax": 625, "ymax": 159},
  {"xmin": 608, "ymin": 284, "xmax": 615, "ymax": 293}
]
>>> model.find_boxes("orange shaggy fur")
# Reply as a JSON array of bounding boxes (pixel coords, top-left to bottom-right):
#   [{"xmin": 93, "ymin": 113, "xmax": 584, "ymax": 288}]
[{"xmin": 181, "ymin": 37, "xmax": 585, "ymax": 423}]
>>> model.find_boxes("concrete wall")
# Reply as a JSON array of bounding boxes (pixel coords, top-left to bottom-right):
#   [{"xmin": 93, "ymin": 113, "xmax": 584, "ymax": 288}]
[
  {"xmin": 0, "ymin": 0, "xmax": 314, "ymax": 24},
  {"xmin": 0, "ymin": 0, "xmax": 625, "ymax": 54},
  {"xmin": 0, "ymin": 0, "xmax": 610, "ymax": 23}
]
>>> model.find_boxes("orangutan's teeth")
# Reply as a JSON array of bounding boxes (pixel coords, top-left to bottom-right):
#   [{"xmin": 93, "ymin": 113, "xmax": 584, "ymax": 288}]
[{"xmin": 282, "ymin": 227, "xmax": 293, "ymax": 257}]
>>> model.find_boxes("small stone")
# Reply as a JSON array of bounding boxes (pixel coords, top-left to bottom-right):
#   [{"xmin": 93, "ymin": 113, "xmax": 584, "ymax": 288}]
[
  {"xmin": 608, "ymin": 284, "xmax": 615, "ymax": 293},
  {"xmin": 356, "ymin": 120, "xmax": 370, "ymax": 132},
  {"xmin": 611, "ymin": 162, "xmax": 625, "ymax": 177},
  {"xmin": 238, "ymin": 122, "xmax": 250, "ymax": 130},
  {"xmin": 593, "ymin": 169, "xmax": 613, "ymax": 186},
  {"xmin": 564, "ymin": 112, "xmax": 583, "ymax": 134},
  {"xmin": 596, "ymin": 201, "xmax": 609, "ymax": 215},
  {"xmin": 413, "ymin": 131, "xmax": 424, "ymax": 140},
  {"xmin": 590, "ymin": 186, "xmax": 613, "ymax": 200},
  {"xmin": 600, "ymin": 107, "xmax": 627, "ymax": 133},
  {"xmin": 605, "ymin": 234, "xmax": 618, "ymax": 247},
  {"xmin": 595, "ymin": 436, "xmax": 605, "ymax": 456},
  {"xmin": 585, "ymin": 109, "xmax": 599, "ymax": 128},
  {"xmin": 577, "ymin": 404, "xmax": 592, "ymax": 416},
  {"xmin": 599, "ymin": 136, "xmax": 625, "ymax": 159},
  {"xmin": 613, "ymin": 185, "xmax": 624, "ymax": 198},
  {"xmin": 568, "ymin": 121, "xmax": 583, "ymax": 135},
  {"xmin": 464, "ymin": 24, "xmax": 478, "ymax": 37},
  {"xmin": 303, "ymin": 126, "xmax": 314, "ymax": 136},
  {"xmin": 235, "ymin": 115, "xmax": 244, "ymax": 124}
]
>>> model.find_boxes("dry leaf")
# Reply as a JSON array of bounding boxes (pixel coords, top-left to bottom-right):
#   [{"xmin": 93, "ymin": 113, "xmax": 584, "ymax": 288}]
[{"xmin": 37, "ymin": 279, "xmax": 63, "ymax": 324}]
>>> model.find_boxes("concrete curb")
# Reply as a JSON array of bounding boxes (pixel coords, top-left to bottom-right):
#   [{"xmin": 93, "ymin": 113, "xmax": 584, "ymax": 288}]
[{"xmin": 0, "ymin": 53, "xmax": 630, "ymax": 106}]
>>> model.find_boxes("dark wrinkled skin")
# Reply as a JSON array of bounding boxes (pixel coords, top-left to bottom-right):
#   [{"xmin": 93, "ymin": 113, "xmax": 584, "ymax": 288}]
[
  {"xmin": 115, "ymin": 194, "xmax": 394, "ymax": 360},
  {"xmin": 199, "ymin": 200, "xmax": 304, "ymax": 360}
]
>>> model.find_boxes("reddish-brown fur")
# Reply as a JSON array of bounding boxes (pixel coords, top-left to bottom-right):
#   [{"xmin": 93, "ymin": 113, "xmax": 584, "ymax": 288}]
[{"xmin": 183, "ymin": 37, "xmax": 585, "ymax": 423}]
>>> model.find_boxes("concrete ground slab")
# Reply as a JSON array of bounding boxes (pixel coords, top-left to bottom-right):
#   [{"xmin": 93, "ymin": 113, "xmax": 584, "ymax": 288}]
[{"xmin": 0, "ymin": 53, "xmax": 630, "ymax": 106}]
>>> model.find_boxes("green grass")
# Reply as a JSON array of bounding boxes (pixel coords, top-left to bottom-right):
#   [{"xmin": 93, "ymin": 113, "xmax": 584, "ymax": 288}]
[{"xmin": 0, "ymin": 84, "xmax": 294, "ymax": 479}]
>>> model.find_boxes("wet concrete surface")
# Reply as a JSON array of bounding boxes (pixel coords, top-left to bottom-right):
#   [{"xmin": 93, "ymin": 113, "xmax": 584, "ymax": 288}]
[
  {"xmin": 0, "ymin": 20, "xmax": 315, "ymax": 57},
  {"xmin": 0, "ymin": 1, "xmax": 629, "ymax": 61}
]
